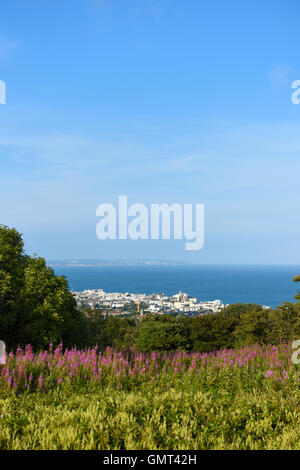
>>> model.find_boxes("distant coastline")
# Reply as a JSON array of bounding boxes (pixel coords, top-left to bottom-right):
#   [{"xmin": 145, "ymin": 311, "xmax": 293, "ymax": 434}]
[{"xmin": 48, "ymin": 259, "xmax": 187, "ymax": 267}]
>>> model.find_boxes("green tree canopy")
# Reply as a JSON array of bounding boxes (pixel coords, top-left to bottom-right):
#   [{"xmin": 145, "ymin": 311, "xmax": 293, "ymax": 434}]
[
  {"xmin": 0, "ymin": 225, "xmax": 84, "ymax": 350},
  {"xmin": 137, "ymin": 315, "xmax": 189, "ymax": 352},
  {"xmin": 293, "ymin": 275, "xmax": 300, "ymax": 301},
  {"xmin": 268, "ymin": 302, "xmax": 300, "ymax": 343},
  {"xmin": 233, "ymin": 307, "xmax": 271, "ymax": 346}
]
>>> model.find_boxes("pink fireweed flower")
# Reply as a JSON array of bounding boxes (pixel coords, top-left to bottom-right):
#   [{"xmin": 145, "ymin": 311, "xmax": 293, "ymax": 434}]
[
  {"xmin": 264, "ymin": 370, "xmax": 274, "ymax": 378},
  {"xmin": 37, "ymin": 375, "xmax": 43, "ymax": 390}
]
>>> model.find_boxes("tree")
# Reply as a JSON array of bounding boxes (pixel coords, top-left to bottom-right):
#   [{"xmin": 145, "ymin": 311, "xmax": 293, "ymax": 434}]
[
  {"xmin": 137, "ymin": 315, "xmax": 190, "ymax": 352},
  {"xmin": 0, "ymin": 225, "xmax": 84, "ymax": 350},
  {"xmin": 0, "ymin": 226, "xmax": 26, "ymax": 348},
  {"xmin": 189, "ymin": 315, "xmax": 219, "ymax": 352},
  {"xmin": 268, "ymin": 302, "xmax": 300, "ymax": 343},
  {"xmin": 104, "ymin": 317, "xmax": 137, "ymax": 350},
  {"xmin": 233, "ymin": 307, "xmax": 271, "ymax": 346},
  {"xmin": 293, "ymin": 275, "xmax": 300, "ymax": 301},
  {"xmin": 21, "ymin": 256, "xmax": 84, "ymax": 349},
  {"xmin": 81, "ymin": 308, "xmax": 108, "ymax": 349}
]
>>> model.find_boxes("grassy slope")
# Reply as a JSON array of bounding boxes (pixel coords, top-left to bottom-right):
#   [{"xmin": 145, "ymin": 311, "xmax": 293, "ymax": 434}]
[{"xmin": 1, "ymin": 373, "xmax": 300, "ymax": 450}]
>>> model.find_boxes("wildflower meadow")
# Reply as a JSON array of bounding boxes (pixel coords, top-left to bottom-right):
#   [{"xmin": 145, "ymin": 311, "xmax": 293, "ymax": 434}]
[{"xmin": 0, "ymin": 342, "xmax": 300, "ymax": 450}]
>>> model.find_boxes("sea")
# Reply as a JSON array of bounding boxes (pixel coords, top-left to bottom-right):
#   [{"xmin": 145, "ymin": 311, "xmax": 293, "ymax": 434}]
[{"xmin": 52, "ymin": 265, "xmax": 300, "ymax": 309}]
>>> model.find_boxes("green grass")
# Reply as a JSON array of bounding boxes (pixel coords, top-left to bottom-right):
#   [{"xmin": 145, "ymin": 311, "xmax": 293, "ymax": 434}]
[{"xmin": 1, "ymin": 372, "xmax": 300, "ymax": 450}]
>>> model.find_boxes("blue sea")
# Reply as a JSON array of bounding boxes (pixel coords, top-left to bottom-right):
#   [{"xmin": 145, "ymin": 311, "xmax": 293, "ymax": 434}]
[{"xmin": 52, "ymin": 265, "xmax": 300, "ymax": 309}]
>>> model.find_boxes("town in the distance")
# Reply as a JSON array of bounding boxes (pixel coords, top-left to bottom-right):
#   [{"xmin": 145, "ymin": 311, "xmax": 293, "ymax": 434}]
[{"xmin": 73, "ymin": 288, "xmax": 225, "ymax": 317}]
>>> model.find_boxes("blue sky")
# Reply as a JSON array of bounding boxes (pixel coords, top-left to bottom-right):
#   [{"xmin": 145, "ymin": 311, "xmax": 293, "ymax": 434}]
[{"xmin": 0, "ymin": 0, "xmax": 299, "ymax": 263}]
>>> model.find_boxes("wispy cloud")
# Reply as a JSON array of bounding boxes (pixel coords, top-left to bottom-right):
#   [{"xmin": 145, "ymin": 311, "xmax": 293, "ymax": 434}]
[
  {"xmin": 269, "ymin": 65, "xmax": 295, "ymax": 87},
  {"xmin": 0, "ymin": 35, "xmax": 18, "ymax": 60}
]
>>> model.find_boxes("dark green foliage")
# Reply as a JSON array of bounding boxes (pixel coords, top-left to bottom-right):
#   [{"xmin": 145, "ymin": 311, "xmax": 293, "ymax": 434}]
[
  {"xmin": 293, "ymin": 275, "xmax": 300, "ymax": 301},
  {"xmin": 81, "ymin": 309, "xmax": 107, "ymax": 348},
  {"xmin": 189, "ymin": 315, "xmax": 219, "ymax": 352},
  {"xmin": 135, "ymin": 300, "xmax": 300, "ymax": 353},
  {"xmin": 80, "ymin": 309, "xmax": 137, "ymax": 350},
  {"xmin": 0, "ymin": 226, "xmax": 25, "ymax": 347},
  {"xmin": 0, "ymin": 225, "xmax": 84, "ymax": 350},
  {"xmin": 137, "ymin": 314, "xmax": 190, "ymax": 352},
  {"xmin": 268, "ymin": 302, "xmax": 300, "ymax": 343},
  {"xmin": 233, "ymin": 306, "xmax": 271, "ymax": 346},
  {"xmin": 102, "ymin": 316, "xmax": 137, "ymax": 349}
]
